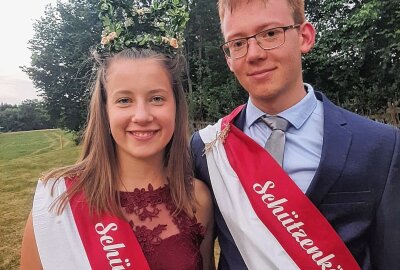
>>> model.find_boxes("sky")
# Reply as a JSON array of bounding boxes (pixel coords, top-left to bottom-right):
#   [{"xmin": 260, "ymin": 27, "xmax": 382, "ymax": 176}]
[{"xmin": 0, "ymin": 0, "xmax": 57, "ymax": 105}]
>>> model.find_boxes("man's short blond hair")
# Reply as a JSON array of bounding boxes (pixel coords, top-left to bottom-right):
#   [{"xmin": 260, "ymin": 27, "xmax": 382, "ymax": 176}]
[{"xmin": 217, "ymin": 0, "xmax": 306, "ymax": 25}]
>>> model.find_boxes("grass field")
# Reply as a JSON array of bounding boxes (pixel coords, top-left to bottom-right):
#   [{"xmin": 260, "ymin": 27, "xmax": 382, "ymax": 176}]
[{"xmin": 0, "ymin": 129, "xmax": 80, "ymax": 270}]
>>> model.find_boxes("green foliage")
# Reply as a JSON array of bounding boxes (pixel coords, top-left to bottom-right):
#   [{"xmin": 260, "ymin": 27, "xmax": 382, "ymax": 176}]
[
  {"xmin": 97, "ymin": 0, "xmax": 191, "ymax": 56},
  {"xmin": 304, "ymin": 0, "xmax": 400, "ymax": 114},
  {"xmin": 189, "ymin": 77, "xmax": 246, "ymax": 121},
  {"xmin": 23, "ymin": 0, "xmax": 102, "ymax": 131},
  {"xmin": 185, "ymin": 0, "xmax": 246, "ymax": 121},
  {"xmin": 0, "ymin": 100, "xmax": 52, "ymax": 132}
]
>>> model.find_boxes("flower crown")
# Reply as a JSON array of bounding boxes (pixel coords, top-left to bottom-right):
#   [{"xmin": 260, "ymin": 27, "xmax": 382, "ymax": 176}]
[{"xmin": 97, "ymin": 0, "xmax": 190, "ymax": 56}]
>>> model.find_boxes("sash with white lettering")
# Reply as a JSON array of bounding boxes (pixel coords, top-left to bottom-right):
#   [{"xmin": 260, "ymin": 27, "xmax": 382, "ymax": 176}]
[
  {"xmin": 65, "ymin": 177, "xmax": 150, "ymax": 270},
  {"xmin": 200, "ymin": 105, "xmax": 360, "ymax": 270}
]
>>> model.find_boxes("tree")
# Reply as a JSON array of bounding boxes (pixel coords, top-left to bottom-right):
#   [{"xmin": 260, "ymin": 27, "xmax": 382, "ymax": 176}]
[
  {"xmin": 304, "ymin": 0, "xmax": 400, "ymax": 114},
  {"xmin": 0, "ymin": 100, "xmax": 52, "ymax": 132},
  {"xmin": 0, "ymin": 106, "xmax": 19, "ymax": 132},
  {"xmin": 185, "ymin": 0, "xmax": 246, "ymax": 121},
  {"xmin": 23, "ymin": 0, "xmax": 102, "ymax": 131}
]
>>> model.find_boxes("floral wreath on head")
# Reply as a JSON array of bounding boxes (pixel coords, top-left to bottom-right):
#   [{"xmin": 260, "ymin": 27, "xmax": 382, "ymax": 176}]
[{"xmin": 97, "ymin": 0, "xmax": 191, "ymax": 56}]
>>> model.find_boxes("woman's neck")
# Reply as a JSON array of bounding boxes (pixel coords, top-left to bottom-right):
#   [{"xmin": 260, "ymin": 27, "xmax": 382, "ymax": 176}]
[{"xmin": 117, "ymin": 154, "xmax": 167, "ymax": 191}]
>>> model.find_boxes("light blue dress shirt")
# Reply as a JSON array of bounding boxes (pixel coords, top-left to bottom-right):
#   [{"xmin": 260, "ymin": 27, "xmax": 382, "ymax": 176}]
[{"xmin": 243, "ymin": 84, "xmax": 324, "ymax": 193}]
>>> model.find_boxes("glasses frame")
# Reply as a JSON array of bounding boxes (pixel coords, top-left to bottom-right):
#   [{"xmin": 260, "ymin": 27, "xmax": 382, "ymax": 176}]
[{"xmin": 220, "ymin": 24, "xmax": 301, "ymax": 59}]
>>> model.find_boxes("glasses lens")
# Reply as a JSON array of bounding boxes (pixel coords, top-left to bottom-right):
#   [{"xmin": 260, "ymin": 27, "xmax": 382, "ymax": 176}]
[
  {"xmin": 256, "ymin": 28, "xmax": 285, "ymax": 50},
  {"xmin": 223, "ymin": 39, "xmax": 247, "ymax": 58},
  {"xmin": 222, "ymin": 44, "xmax": 231, "ymax": 57}
]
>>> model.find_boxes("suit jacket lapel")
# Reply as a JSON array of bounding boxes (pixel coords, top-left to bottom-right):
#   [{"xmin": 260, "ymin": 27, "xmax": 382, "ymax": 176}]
[
  {"xmin": 233, "ymin": 103, "xmax": 247, "ymax": 129},
  {"xmin": 306, "ymin": 92, "xmax": 353, "ymax": 206}
]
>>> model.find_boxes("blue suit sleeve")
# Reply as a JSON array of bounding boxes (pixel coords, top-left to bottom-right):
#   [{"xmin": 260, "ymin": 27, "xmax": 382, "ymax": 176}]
[{"xmin": 371, "ymin": 128, "xmax": 400, "ymax": 270}]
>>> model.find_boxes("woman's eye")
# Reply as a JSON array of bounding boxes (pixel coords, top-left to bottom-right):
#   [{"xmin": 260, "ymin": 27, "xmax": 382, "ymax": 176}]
[
  {"xmin": 151, "ymin": 96, "xmax": 165, "ymax": 103},
  {"xmin": 117, "ymin": 97, "xmax": 130, "ymax": 104}
]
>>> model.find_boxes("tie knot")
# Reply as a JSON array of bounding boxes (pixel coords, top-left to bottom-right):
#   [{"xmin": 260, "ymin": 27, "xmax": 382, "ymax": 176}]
[{"xmin": 262, "ymin": 116, "xmax": 290, "ymax": 132}]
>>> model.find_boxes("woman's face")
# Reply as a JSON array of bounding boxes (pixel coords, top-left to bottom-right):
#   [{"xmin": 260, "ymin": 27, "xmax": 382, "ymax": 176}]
[{"xmin": 106, "ymin": 58, "xmax": 176, "ymax": 164}]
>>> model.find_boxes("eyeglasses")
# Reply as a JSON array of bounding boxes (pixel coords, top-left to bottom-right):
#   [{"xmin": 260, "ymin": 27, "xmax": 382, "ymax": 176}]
[{"xmin": 220, "ymin": 24, "xmax": 300, "ymax": 59}]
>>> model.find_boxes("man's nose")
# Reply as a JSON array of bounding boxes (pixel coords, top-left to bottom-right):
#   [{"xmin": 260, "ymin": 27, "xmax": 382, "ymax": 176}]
[{"xmin": 246, "ymin": 38, "xmax": 267, "ymax": 61}]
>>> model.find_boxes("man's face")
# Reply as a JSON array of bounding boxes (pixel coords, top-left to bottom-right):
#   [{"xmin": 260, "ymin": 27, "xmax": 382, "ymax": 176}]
[{"xmin": 221, "ymin": 0, "xmax": 315, "ymax": 114}]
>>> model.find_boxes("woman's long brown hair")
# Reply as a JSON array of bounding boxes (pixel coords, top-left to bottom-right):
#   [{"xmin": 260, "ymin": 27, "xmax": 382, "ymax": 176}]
[{"xmin": 43, "ymin": 48, "xmax": 194, "ymax": 217}]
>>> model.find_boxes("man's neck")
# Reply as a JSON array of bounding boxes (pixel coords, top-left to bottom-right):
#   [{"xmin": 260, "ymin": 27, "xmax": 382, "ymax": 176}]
[{"xmin": 251, "ymin": 87, "xmax": 307, "ymax": 115}]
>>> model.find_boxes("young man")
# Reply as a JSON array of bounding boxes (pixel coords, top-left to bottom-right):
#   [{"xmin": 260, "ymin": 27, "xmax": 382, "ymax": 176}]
[{"xmin": 191, "ymin": 0, "xmax": 400, "ymax": 269}]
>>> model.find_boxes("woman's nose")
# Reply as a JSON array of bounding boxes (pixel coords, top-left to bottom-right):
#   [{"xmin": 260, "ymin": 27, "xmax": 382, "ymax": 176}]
[{"xmin": 131, "ymin": 103, "xmax": 153, "ymax": 123}]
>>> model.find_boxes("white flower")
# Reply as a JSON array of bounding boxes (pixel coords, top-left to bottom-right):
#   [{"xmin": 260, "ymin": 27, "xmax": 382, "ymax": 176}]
[
  {"xmin": 135, "ymin": 8, "xmax": 145, "ymax": 16},
  {"xmin": 124, "ymin": 18, "xmax": 133, "ymax": 28}
]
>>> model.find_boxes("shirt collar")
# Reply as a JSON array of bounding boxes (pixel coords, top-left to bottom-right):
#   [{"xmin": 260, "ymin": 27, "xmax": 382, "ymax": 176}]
[{"xmin": 245, "ymin": 84, "xmax": 317, "ymax": 130}]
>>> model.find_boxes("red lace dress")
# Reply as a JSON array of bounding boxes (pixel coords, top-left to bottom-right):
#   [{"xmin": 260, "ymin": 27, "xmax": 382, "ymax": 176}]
[{"xmin": 119, "ymin": 184, "xmax": 205, "ymax": 270}]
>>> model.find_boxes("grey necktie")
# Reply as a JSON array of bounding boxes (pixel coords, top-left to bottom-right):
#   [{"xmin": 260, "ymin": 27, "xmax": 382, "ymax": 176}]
[{"xmin": 261, "ymin": 116, "xmax": 290, "ymax": 166}]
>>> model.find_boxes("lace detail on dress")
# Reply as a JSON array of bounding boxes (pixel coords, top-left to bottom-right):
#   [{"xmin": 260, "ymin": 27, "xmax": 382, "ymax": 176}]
[
  {"xmin": 120, "ymin": 184, "xmax": 205, "ymax": 270},
  {"xmin": 122, "ymin": 184, "xmax": 166, "ymax": 221}
]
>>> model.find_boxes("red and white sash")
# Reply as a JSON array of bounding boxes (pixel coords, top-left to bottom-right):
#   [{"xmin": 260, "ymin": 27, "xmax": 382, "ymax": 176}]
[
  {"xmin": 199, "ymin": 105, "xmax": 360, "ymax": 270},
  {"xmin": 32, "ymin": 177, "xmax": 150, "ymax": 270}
]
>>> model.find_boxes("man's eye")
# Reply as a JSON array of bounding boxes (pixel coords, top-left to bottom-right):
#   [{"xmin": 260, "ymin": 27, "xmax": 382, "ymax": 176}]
[
  {"xmin": 231, "ymin": 40, "xmax": 246, "ymax": 49},
  {"xmin": 260, "ymin": 29, "xmax": 279, "ymax": 39}
]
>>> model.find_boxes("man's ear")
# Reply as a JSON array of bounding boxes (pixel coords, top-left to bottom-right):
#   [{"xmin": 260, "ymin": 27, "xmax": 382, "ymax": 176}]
[
  {"xmin": 299, "ymin": 22, "xmax": 316, "ymax": 54},
  {"xmin": 226, "ymin": 55, "xmax": 234, "ymax": 72}
]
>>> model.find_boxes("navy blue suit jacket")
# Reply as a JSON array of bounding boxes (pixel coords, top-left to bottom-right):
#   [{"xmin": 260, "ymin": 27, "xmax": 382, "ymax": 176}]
[{"xmin": 191, "ymin": 92, "xmax": 400, "ymax": 270}]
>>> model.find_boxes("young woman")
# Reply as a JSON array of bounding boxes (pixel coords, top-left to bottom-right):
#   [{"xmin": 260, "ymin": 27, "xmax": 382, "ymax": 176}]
[{"xmin": 20, "ymin": 48, "xmax": 214, "ymax": 270}]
